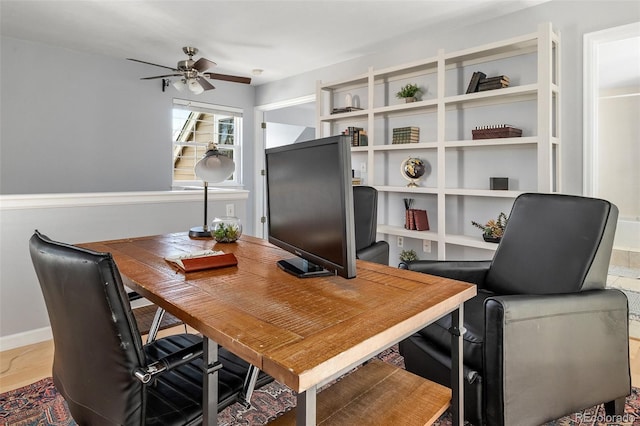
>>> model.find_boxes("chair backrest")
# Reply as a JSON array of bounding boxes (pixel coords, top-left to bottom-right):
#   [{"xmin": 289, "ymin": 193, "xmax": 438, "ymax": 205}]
[
  {"xmin": 353, "ymin": 186, "xmax": 378, "ymax": 251},
  {"xmin": 485, "ymin": 193, "xmax": 618, "ymax": 295},
  {"xmin": 29, "ymin": 231, "xmax": 146, "ymax": 425}
]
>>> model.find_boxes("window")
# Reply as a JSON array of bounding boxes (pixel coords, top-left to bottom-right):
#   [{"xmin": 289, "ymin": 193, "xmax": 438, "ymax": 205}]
[{"xmin": 172, "ymin": 99, "xmax": 243, "ymax": 187}]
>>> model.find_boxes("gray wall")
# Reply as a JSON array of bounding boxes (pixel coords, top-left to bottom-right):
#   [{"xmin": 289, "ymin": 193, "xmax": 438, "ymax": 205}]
[
  {"xmin": 2, "ymin": 2, "xmax": 637, "ymax": 227},
  {"xmin": 256, "ymin": 1, "xmax": 640, "ymax": 195},
  {"xmin": 0, "ymin": 36, "xmax": 257, "ymax": 233},
  {"xmin": 0, "ymin": 191, "xmax": 248, "ymax": 345}
]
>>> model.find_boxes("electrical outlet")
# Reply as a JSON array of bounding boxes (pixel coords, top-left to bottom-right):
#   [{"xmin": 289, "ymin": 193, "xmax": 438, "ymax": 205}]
[
  {"xmin": 423, "ymin": 240, "xmax": 431, "ymax": 253},
  {"xmin": 397, "ymin": 236, "xmax": 404, "ymax": 248},
  {"xmin": 226, "ymin": 204, "xmax": 235, "ymax": 217}
]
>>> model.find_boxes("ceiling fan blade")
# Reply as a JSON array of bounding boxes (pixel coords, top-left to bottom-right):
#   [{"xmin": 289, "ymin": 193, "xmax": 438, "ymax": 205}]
[
  {"xmin": 127, "ymin": 58, "xmax": 178, "ymax": 72},
  {"xmin": 204, "ymin": 73, "xmax": 252, "ymax": 85},
  {"xmin": 141, "ymin": 74, "xmax": 182, "ymax": 80},
  {"xmin": 197, "ymin": 78, "xmax": 216, "ymax": 91},
  {"xmin": 193, "ymin": 57, "xmax": 217, "ymax": 72}
]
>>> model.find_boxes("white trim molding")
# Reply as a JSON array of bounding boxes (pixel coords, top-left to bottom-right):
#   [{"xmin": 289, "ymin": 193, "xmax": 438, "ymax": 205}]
[
  {"xmin": 583, "ymin": 21, "xmax": 640, "ymax": 197},
  {"xmin": 0, "ymin": 327, "xmax": 52, "ymax": 352},
  {"xmin": 0, "ymin": 189, "xmax": 249, "ymax": 210}
]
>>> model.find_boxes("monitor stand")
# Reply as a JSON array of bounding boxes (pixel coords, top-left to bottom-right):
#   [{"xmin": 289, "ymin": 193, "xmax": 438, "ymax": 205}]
[{"xmin": 277, "ymin": 258, "xmax": 334, "ymax": 278}]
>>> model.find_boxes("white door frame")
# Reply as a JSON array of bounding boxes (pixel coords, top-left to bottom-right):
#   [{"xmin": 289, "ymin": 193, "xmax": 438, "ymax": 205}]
[
  {"xmin": 253, "ymin": 95, "xmax": 316, "ymax": 238},
  {"xmin": 583, "ymin": 21, "xmax": 640, "ymax": 196}
]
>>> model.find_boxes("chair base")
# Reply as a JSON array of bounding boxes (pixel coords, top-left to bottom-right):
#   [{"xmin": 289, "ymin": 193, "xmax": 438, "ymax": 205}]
[{"xmin": 604, "ymin": 396, "xmax": 627, "ymax": 416}]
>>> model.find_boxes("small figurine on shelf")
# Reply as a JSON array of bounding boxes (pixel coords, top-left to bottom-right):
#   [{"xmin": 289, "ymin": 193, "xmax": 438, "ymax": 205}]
[
  {"xmin": 471, "ymin": 212, "xmax": 508, "ymax": 243},
  {"xmin": 396, "ymin": 83, "xmax": 422, "ymax": 103}
]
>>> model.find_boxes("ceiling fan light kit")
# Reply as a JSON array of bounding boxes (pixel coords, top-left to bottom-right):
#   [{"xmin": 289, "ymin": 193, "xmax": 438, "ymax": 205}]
[{"xmin": 128, "ymin": 46, "xmax": 251, "ymax": 94}]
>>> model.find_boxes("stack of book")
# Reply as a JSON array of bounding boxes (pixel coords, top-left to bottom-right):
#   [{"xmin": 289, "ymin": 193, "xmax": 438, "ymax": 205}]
[
  {"xmin": 478, "ymin": 75, "xmax": 510, "ymax": 91},
  {"xmin": 343, "ymin": 127, "xmax": 368, "ymax": 146},
  {"xmin": 331, "ymin": 106, "xmax": 363, "ymax": 114},
  {"xmin": 405, "ymin": 209, "xmax": 430, "ymax": 231},
  {"xmin": 392, "ymin": 127, "xmax": 420, "ymax": 144},
  {"xmin": 466, "ymin": 71, "xmax": 510, "ymax": 93}
]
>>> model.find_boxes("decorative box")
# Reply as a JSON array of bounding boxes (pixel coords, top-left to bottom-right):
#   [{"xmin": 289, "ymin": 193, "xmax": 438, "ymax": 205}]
[
  {"xmin": 472, "ymin": 125, "xmax": 522, "ymax": 140},
  {"xmin": 490, "ymin": 177, "xmax": 509, "ymax": 190}
]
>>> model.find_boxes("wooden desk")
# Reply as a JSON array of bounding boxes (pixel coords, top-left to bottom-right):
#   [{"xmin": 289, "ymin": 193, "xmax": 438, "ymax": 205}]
[{"xmin": 80, "ymin": 233, "xmax": 476, "ymax": 425}]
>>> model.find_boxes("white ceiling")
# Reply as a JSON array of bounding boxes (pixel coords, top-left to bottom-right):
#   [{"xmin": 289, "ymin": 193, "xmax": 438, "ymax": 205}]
[{"xmin": 0, "ymin": 0, "xmax": 549, "ymax": 85}]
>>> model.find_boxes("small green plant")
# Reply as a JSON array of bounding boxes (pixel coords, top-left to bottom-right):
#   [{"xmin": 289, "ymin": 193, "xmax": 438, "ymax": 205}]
[
  {"xmin": 396, "ymin": 83, "xmax": 422, "ymax": 99},
  {"xmin": 471, "ymin": 212, "xmax": 508, "ymax": 238},
  {"xmin": 399, "ymin": 249, "xmax": 418, "ymax": 263},
  {"xmin": 213, "ymin": 222, "xmax": 241, "ymax": 242}
]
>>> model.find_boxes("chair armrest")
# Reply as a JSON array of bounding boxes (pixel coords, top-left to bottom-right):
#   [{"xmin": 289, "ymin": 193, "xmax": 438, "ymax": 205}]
[
  {"xmin": 483, "ymin": 289, "xmax": 630, "ymax": 425},
  {"xmin": 356, "ymin": 241, "xmax": 390, "ymax": 265},
  {"xmin": 134, "ymin": 341, "xmax": 203, "ymax": 383},
  {"xmin": 399, "ymin": 260, "xmax": 490, "ymax": 286}
]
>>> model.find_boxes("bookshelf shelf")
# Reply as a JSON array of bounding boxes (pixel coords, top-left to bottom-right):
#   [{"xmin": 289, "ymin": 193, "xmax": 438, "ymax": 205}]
[
  {"xmin": 373, "ymin": 142, "xmax": 438, "ymax": 151},
  {"xmin": 317, "ymin": 23, "xmax": 560, "ymax": 261}
]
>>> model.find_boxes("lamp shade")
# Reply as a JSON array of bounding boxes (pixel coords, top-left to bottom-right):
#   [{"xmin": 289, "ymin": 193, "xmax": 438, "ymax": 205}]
[
  {"xmin": 188, "ymin": 79, "xmax": 205, "ymax": 94},
  {"xmin": 173, "ymin": 79, "xmax": 187, "ymax": 92},
  {"xmin": 194, "ymin": 144, "xmax": 235, "ymax": 183}
]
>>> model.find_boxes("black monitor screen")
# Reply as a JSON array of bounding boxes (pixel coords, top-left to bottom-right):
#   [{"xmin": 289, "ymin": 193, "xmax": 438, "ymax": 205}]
[{"xmin": 265, "ymin": 135, "xmax": 356, "ymax": 279}]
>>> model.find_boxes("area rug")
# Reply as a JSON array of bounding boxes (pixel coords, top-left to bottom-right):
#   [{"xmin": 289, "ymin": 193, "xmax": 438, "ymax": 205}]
[
  {"xmin": 1, "ymin": 347, "xmax": 638, "ymax": 426},
  {"xmin": 132, "ymin": 304, "xmax": 183, "ymax": 335}
]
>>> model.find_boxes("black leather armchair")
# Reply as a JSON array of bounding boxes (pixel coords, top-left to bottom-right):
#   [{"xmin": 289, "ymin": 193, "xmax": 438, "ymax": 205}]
[
  {"xmin": 353, "ymin": 185, "xmax": 389, "ymax": 265},
  {"xmin": 29, "ymin": 230, "xmax": 271, "ymax": 425},
  {"xmin": 399, "ymin": 193, "xmax": 630, "ymax": 426}
]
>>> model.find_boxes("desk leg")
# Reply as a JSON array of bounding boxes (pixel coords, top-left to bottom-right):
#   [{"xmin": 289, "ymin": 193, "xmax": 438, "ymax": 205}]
[
  {"xmin": 296, "ymin": 385, "xmax": 317, "ymax": 425},
  {"xmin": 450, "ymin": 306, "xmax": 464, "ymax": 426},
  {"xmin": 203, "ymin": 337, "xmax": 219, "ymax": 426}
]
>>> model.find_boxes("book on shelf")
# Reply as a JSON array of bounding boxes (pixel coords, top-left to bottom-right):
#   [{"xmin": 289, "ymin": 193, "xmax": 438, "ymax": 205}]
[
  {"xmin": 478, "ymin": 81, "xmax": 509, "ymax": 91},
  {"xmin": 343, "ymin": 127, "xmax": 368, "ymax": 146},
  {"xmin": 478, "ymin": 74, "xmax": 510, "ymax": 91},
  {"xmin": 392, "ymin": 126, "xmax": 420, "ymax": 144},
  {"xmin": 165, "ymin": 250, "xmax": 238, "ymax": 272},
  {"xmin": 481, "ymin": 75, "xmax": 510, "ymax": 84},
  {"xmin": 466, "ymin": 71, "xmax": 486, "ymax": 94},
  {"xmin": 405, "ymin": 209, "xmax": 430, "ymax": 231},
  {"xmin": 331, "ymin": 107, "xmax": 364, "ymax": 114},
  {"xmin": 466, "ymin": 72, "xmax": 510, "ymax": 93}
]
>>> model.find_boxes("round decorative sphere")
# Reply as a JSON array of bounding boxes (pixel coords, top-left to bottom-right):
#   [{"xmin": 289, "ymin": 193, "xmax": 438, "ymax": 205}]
[
  {"xmin": 211, "ymin": 216, "xmax": 242, "ymax": 243},
  {"xmin": 401, "ymin": 157, "xmax": 426, "ymax": 186}
]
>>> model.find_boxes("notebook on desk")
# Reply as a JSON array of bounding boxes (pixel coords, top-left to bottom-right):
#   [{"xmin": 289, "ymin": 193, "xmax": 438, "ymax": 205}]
[{"xmin": 165, "ymin": 250, "xmax": 238, "ymax": 272}]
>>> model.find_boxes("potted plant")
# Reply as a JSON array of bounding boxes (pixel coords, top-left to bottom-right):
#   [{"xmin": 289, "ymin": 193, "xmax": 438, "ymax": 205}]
[
  {"xmin": 396, "ymin": 83, "xmax": 422, "ymax": 103},
  {"xmin": 399, "ymin": 249, "xmax": 418, "ymax": 263},
  {"xmin": 471, "ymin": 212, "xmax": 508, "ymax": 243}
]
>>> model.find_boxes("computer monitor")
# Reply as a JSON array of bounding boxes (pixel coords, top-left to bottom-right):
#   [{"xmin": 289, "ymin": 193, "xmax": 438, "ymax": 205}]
[{"xmin": 265, "ymin": 135, "xmax": 356, "ymax": 279}]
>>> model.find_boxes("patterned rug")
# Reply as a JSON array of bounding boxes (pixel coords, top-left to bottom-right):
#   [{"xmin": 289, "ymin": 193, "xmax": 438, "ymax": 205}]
[
  {"xmin": 132, "ymin": 304, "xmax": 183, "ymax": 335},
  {"xmin": 1, "ymin": 346, "xmax": 638, "ymax": 426}
]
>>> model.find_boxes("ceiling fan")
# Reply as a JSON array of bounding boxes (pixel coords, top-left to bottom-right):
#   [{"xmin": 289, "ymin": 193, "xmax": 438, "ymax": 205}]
[{"xmin": 127, "ymin": 46, "xmax": 251, "ymax": 94}]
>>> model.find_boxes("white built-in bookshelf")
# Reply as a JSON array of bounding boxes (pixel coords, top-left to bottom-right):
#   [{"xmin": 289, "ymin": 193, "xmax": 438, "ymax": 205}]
[{"xmin": 317, "ymin": 23, "xmax": 560, "ymax": 262}]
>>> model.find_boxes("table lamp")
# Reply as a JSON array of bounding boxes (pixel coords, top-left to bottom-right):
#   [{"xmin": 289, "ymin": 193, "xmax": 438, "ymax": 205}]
[{"xmin": 188, "ymin": 143, "xmax": 235, "ymax": 238}]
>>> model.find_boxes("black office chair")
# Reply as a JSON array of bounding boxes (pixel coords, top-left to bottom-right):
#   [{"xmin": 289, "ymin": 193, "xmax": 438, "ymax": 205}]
[
  {"xmin": 398, "ymin": 193, "xmax": 631, "ymax": 426},
  {"xmin": 29, "ymin": 230, "xmax": 272, "ymax": 425},
  {"xmin": 353, "ymin": 186, "xmax": 389, "ymax": 265}
]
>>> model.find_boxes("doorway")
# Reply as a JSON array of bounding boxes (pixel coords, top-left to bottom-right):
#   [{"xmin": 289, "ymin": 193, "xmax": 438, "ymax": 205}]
[
  {"xmin": 584, "ymin": 22, "xmax": 640, "ymax": 257},
  {"xmin": 253, "ymin": 96, "xmax": 316, "ymax": 238}
]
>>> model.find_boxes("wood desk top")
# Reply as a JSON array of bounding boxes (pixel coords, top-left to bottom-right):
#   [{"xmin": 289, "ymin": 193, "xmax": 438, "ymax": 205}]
[{"xmin": 80, "ymin": 233, "xmax": 476, "ymax": 393}]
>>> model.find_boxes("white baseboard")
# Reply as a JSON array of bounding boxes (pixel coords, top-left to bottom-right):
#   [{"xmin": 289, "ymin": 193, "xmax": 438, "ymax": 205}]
[{"xmin": 0, "ymin": 326, "xmax": 52, "ymax": 351}]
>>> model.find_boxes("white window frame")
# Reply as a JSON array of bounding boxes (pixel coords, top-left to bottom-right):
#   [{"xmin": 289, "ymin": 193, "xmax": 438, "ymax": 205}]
[{"xmin": 172, "ymin": 98, "xmax": 243, "ymax": 188}]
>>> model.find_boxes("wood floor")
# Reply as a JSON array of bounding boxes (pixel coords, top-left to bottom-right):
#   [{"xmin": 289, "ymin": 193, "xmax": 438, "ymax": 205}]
[
  {"xmin": 1, "ymin": 327, "xmax": 639, "ymax": 394},
  {"xmin": 0, "ymin": 326, "xmax": 191, "ymax": 393}
]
